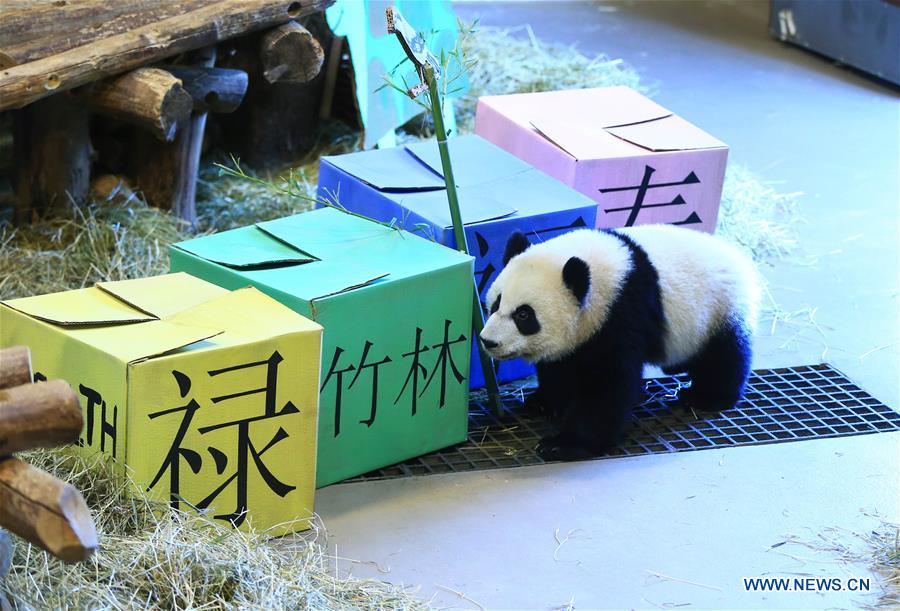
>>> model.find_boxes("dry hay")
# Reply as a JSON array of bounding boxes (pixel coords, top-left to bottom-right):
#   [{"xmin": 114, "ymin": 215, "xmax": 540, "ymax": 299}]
[
  {"xmin": 456, "ymin": 24, "xmax": 647, "ymax": 131},
  {"xmin": 717, "ymin": 165, "xmax": 803, "ymax": 264},
  {"xmin": 195, "ymin": 123, "xmax": 360, "ymax": 233},
  {"xmin": 0, "ymin": 201, "xmax": 190, "ymax": 301},
  {"xmin": 1, "ymin": 449, "xmax": 426, "ymax": 610},
  {"xmin": 776, "ymin": 512, "xmax": 900, "ymax": 607}
]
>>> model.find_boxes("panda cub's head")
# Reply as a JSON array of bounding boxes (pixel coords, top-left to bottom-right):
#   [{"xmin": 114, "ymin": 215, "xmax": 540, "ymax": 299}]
[{"xmin": 480, "ymin": 231, "xmax": 593, "ymax": 364}]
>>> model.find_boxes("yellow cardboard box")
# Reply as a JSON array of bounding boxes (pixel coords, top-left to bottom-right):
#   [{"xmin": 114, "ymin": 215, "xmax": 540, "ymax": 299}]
[{"xmin": 0, "ymin": 273, "xmax": 322, "ymax": 534}]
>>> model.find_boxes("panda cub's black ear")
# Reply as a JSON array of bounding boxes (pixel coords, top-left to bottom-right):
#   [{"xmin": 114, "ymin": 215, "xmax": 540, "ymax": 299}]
[
  {"xmin": 563, "ymin": 257, "xmax": 590, "ymax": 307},
  {"xmin": 503, "ymin": 231, "xmax": 531, "ymax": 266}
]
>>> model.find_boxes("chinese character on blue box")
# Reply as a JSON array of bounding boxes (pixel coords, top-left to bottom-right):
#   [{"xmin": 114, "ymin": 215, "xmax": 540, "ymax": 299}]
[{"xmin": 317, "ymin": 134, "xmax": 598, "ymax": 388}]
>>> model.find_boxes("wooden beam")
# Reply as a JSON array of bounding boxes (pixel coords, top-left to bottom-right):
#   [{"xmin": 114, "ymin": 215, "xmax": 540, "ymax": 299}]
[
  {"xmin": 0, "ymin": 0, "xmax": 220, "ymax": 65},
  {"xmin": 86, "ymin": 68, "xmax": 193, "ymax": 141},
  {"xmin": 164, "ymin": 66, "xmax": 249, "ymax": 114},
  {"xmin": 0, "ymin": 380, "xmax": 83, "ymax": 455},
  {"xmin": 0, "ymin": 0, "xmax": 333, "ymax": 111},
  {"xmin": 0, "ymin": 456, "xmax": 97, "ymax": 563},
  {"xmin": 0, "ymin": 346, "xmax": 31, "ymax": 390}
]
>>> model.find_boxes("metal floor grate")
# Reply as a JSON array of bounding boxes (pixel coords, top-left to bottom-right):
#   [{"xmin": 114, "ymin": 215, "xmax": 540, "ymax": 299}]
[{"xmin": 345, "ymin": 364, "xmax": 900, "ymax": 482}]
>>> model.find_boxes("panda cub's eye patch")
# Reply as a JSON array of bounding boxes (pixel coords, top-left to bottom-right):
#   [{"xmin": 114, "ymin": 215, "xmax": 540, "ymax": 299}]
[
  {"xmin": 512, "ymin": 304, "xmax": 540, "ymax": 335},
  {"xmin": 490, "ymin": 294, "xmax": 501, "ymax": 314}
]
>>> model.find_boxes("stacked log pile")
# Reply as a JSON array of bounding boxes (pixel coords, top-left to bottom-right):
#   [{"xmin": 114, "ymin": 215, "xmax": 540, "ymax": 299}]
[
  {"xmin": 0, "ymin": 0, "xmax": 333, "ymax": 225},
  {"xmin": 0, "ymin": 346, "xmax": 98, "ymax": 607}
]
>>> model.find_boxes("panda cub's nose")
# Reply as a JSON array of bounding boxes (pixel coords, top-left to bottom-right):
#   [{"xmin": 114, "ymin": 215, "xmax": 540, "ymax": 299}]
[{"xmin": 480, "ymin": 336, "xmax": 500, "ymax": 350}]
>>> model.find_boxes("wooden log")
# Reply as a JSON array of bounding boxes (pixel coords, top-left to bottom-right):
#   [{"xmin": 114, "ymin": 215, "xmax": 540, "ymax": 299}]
[
  {"xmin": 12, "ymin": 94, "xmax": 90, "ymax": 222},
  {"xmin": 85, "ymin": 68, "xmax": 193, "ymax": 142},
  {"xmin": 0, "ymin": 346, "xmax": 31, "ymax": 390},
  {"xmin": 218, "ymin": 12, "xmax": 332, "ymax": 168},
  {"xmin": 0, "ymin": 0, "xmax": 333, "ymax": 111},
  {"xmin": 0, "ymin": 380, "xmax": 82, "ymax": 455},
  {"xmin": 134, "ymin": 47, "xmax": 216, "ymax": 224},
  {"xmin": 0, "ymin": 0, "xmax": 221, "ymax": 65},
  {"xmin": 163, "ymin": 67, "xmax": 249, "ymax": 114},
  {"xmin": 0, "ymin": 456, "xmax": 97, "ymax": 563},
  {"xmin": 260, "ymin": 21, "xmax": 324, "ymax": 84}
]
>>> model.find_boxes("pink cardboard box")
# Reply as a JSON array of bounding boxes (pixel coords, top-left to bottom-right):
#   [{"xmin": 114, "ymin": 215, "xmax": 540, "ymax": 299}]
[{"xmin": 475, "ymin": 87, "xmax": 728, "ymax": 233}]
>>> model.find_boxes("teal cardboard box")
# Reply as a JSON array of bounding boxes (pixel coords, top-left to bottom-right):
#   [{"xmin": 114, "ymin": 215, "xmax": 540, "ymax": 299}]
[
  {"xmin": 317, "ymin": 134, "xmax": 599, "ymax": 387},
  {"xmin": 170, "ymin": 208, "xmax": 475, "ymax": 487}
]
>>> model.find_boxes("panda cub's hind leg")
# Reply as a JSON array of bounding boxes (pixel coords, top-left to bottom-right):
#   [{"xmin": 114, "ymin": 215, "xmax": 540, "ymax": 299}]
[{"xmin": 680, "ymin": 316, "xmax": 752, "ymax": 412}]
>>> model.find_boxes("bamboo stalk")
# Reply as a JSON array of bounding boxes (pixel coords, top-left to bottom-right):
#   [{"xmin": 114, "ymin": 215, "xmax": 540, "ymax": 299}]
[{"xmin": 424, "ymin": 65, "xmax": 502, "ymax": 412}]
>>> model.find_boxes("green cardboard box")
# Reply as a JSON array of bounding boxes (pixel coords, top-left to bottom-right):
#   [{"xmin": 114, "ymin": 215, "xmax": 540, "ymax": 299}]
[{"xmin": 170, "ymin": 208, "xmax": 475, "ymax": 486}]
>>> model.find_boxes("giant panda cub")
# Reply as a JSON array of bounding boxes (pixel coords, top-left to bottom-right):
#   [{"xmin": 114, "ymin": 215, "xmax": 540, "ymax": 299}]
[{"xmin": 480, "ymin": 226, "xmax": 761, "ymax": 461}]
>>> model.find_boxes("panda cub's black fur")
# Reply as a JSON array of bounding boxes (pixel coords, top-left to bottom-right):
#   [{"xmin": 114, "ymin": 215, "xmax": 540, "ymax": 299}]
[{"xmin": 481, "ymin": 228, "xmax": 759, "ymax": 461}]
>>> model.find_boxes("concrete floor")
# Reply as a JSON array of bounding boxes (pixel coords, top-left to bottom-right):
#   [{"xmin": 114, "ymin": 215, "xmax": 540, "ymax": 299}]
[{"xmin": 316, "ymin": 2, "xmax": 900, "ymax": 608}]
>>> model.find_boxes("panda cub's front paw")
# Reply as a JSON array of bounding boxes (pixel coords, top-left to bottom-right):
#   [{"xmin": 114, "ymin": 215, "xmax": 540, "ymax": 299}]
[
  {"xmin": 522, "ymin": 390, "xmax": 561, "ymax": 420},
  {"xmin": 536, "ymin": 435, "xmax": 597, "ymax": 461},
  {"xmin": 678, "ymin": 388, "xmax": 738, "ymax": 413}
]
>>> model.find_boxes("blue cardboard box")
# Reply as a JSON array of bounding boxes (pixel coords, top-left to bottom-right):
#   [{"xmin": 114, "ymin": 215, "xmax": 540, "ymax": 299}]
[{"xmin": 317, "ymin": 134, "xmax": 598, "ymax": 387}]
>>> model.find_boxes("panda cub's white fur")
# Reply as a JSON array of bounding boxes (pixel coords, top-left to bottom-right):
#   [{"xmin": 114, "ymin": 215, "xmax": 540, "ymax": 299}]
[
  {"xmin": 481, "ymin": 225, "xmax": 762, "ymax": 460},
  {"xmin": 622, "ymin": 225, "xmax": 761, "ymax": 368}
]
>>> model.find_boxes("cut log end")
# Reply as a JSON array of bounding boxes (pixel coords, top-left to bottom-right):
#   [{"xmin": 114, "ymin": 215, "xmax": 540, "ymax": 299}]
[
  {"xmin": 56, "ymin": 485, "xmax": 100, "ymax": 562},
  {"xmin": 159, "ymin": 82, "xmax": 194, "ymax": 140},
  {"xmin": 163, "ymin": 66, "xmax": 248, "ymax": 114},
  {"xmin": 0, "ymin": 457, "xmax": 98, "ymax": 564},
  {"xmin": 261, "ymin": 21, "xmax": 324, "ymax": 84}
]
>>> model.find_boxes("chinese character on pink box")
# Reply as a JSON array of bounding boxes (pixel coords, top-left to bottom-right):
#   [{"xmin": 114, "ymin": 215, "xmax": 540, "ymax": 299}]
[{"xmin": 475, "ymin": 87, "xmax": 728, "ymax": 233}]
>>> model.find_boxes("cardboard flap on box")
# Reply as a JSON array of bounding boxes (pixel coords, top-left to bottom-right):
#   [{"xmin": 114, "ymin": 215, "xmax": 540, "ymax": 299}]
[
  {"xmin": 173, "ymin": 228, "xmax": 317, "ymax": 269},
  {"xmin": 90, "ymin": 319, "xmax": 224, "ymax": 364},
  {"xmin": 605, "ymin": 114, "xmax": 726, "ymax": 152},
  {"xmin": 482, "ymin": 87, "xmax": 671, "ymax": 131},
  {"xmin": 253, "ymin": 258, "xmax": 389, "ymax": 301},
  {"xmin": 96, "ymin": 273, "xmax": 228, "ymax": 319},
  {"xmin": 529, "ymin": 119, "xmax": 643, "ymax": 160},
  {"xmin": 401, "ymin": 189, "xmax": 518, "ymax": 228},
  {"xmin": 255, "ymin": 213, "xmax": 392, "ymax": 299},
  {"xmin": 322, "ymin": 147, "xmax": 446, "ymax": 193},
  {"xmin": 168, "ymin": 287, "xmax": 322, "ymax": 339},
  {"xmin": 2, "ymin": 280, "xmax": 224, "ymax": 362},
  {"xmin": 404, "ymin": 135, "xmax": 532, "ymax": 189},
  {"xmin": 2, "ymin": 287, "xmax": 157, "ymax": 327},
  {"xmin": 517, "ymin": 86, "xmax": 724, "ymax": 159}
]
